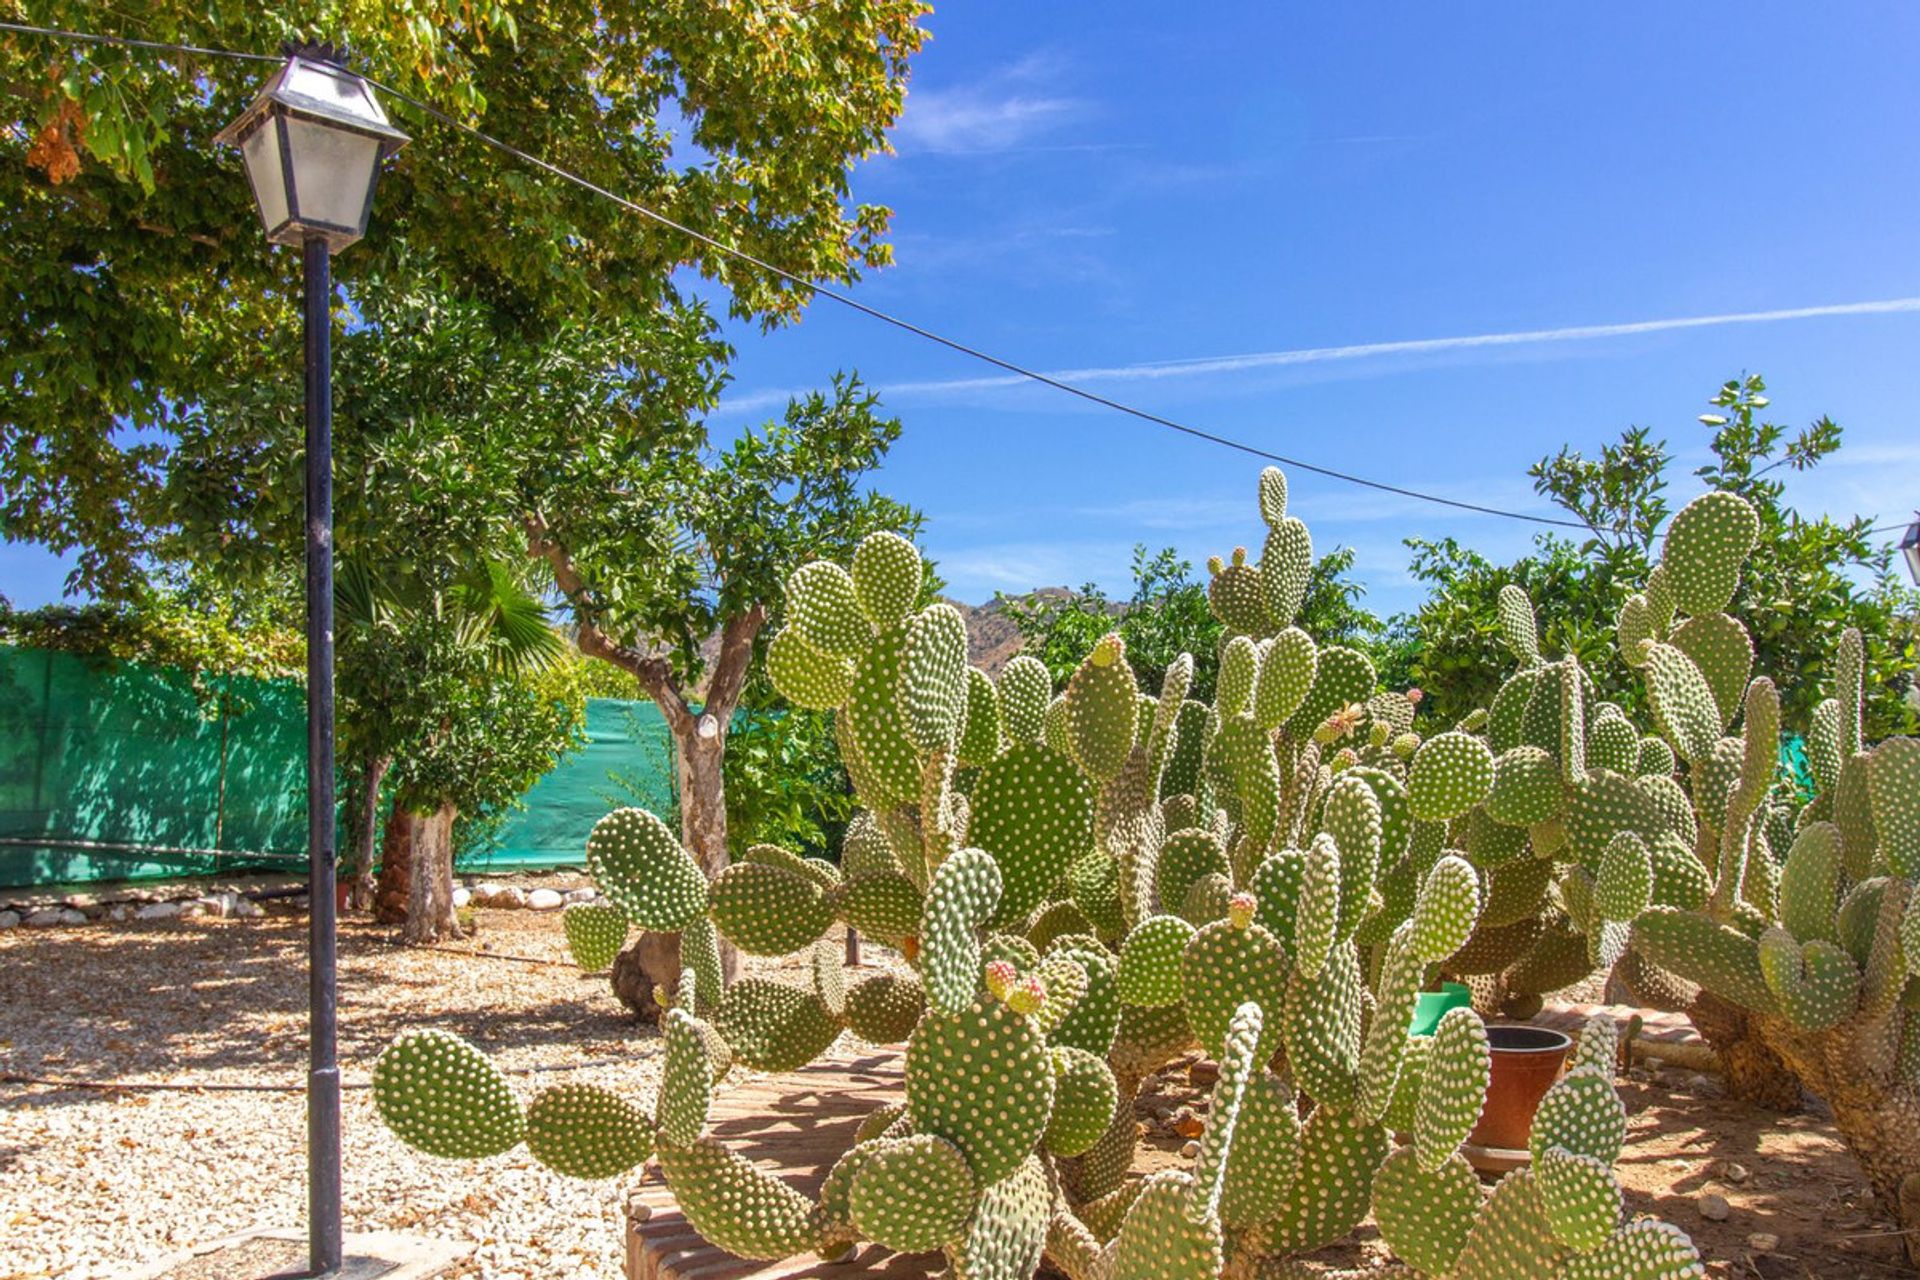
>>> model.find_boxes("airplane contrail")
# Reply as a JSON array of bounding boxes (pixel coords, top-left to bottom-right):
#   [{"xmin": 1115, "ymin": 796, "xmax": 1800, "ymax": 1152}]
[{"xmin": 718, "ymin": 296, "xmax": 1920, "ymax": 415}]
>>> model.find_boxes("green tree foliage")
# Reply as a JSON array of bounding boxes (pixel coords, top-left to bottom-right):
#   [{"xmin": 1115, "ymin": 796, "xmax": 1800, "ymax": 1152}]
[
  {"xmin": 1, "ymin": 1, "xmax": 928, "ymax": 595},
  {"xmin": 1401, "ymin": 375, "xmax": 1919, "ymax": 733},
  {"xmin": 1002, "ymin": 545, "xmax": 1381, "ymax": 704}
]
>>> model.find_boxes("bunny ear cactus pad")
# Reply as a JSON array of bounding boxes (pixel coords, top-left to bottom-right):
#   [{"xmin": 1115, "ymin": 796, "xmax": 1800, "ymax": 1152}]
[
  {"xmin": 951, "ymin": 1155, "xmax": 1050, "ymax": 1280},
  {"xmin": 1408, "ymin": 731, "xmax": 1495, "ymax": 822},
  {"xmin": 372, "ymin": 1029, "xmax": 524, "ymax": 1160},
  {"xmin": 1158, "ymin": 831, "xmax": 1231, "ymax": 915},
  {"xmin": 1066, "ymin": 635, "xmax": 1140, "ymax": 782},
  {"xmin": 1632, "ymin": 907, "xmax": 1778, "ymax": 1015},
  {"xmin": 562, "ymin": 902, "xmax": 629, "ymax": 972},
  {"xmin": 1110, "ymin": 1170, "xmax": 1225, "ymax": 1280},
  {"xmin": 1257, "ymin": 464, "xmax": 1290, "ymax": 527},
  {"xmin": 1497, "ymin": 583, "xmax": 1542, "ymax": 667},
  {"xmin": 1560, "ymin": 1220, "xmax": 1707, "ymax": 1280},
  {"xmin": 660, "ymin": 1009, "xmax": 718, "ymax": 1146},
  {"xmin": 1414, "ymin": 1007, "xmax": 1490, "ymax": 1172},
  {"xmin": 1644, "ymin": 644, "xmax": 1723, "ymax": 765},
  {"xmin": 766, "ymin": 626, "xmax": 857, "ymax": 711},
  {"xmin": 787, "ymin": 559, "xmax": 870, "ymax": 658},
  {"xmin": 924, "ymin": 848, "xmax": 1005, "ymax": 1014},
  {"xmin": 1046, "ymin": 943, "xmax": 1122, "ymax": 1056},
  {"xmin": 1216, "ymin": 635, "xmax": 1259, "ymax": 718},
  {"xmin": 657, "ymin": 1137, "xmax": 826, "ymax": 1260},
  {"xmin": 1208, "ymin": 546, "xmax": 1269, "ymax": 635},
  {"xmin": 1262, "ymin": 518, "xmax": 1314, "ymax": 630},
  {"xmin": 903, "ymin": 603, "xmax": 969, "ymax": 751},
  {"xmin": 1254, "ymin": 627, "xmax": 1318, "ymax": 731},
  {"xmin": 906, "ymin": 998, "xmax": 1053, "ymax": 1186},
  {"xmin": 847, "ymin": 624, "xmax": 924, "ymax": 808},
  {"xmin": 844, "ymin": 972, "xmax": 927, "ymax": 1044},
  {"xmin": 1596, "ymin": 831, "xmax": 1655, "ymax": 921},
  {"xmin": 1661, "ymin": 489, "xmax": 1759, "ymax": 616},
  {"xmin": 838, "ymin": 870, "xmax": 923, "ymax": 947},
  {"xmin": 1529, "ymin": 1068, "xmax": 1627, "ymax": 1165},
  {"xmin": 1410, "ymin": 854, "xmax": 1482, "ymax": 963},
  {"xmin": 1534, "ymin": 1146, "xmax": 1623, "ymax": 1253},
  {"xmin": 1323, "ymin": 776, "xmax": 1383, "ymax": 940},
  {"xmin": 713, "ymin": 978, "xmax": 843, "ymax": 1072},
  {"xmin": 1869, "ymin": 737, "xmax": 1920, "ymax": 877},
  {"xmin": 1182, "ymin": 913, "xmax": 1290, "ymax": 1064},
  {"xmin": 1287, "ymin": 645, "xmax": 1376, "ymax": 741},
  {"xmin": 1283, "ymin": 938, "xmax": 1364, "ymax": 1108},
  {"xmin": 1117, "ymin": 914, "xmax": 1196, "ymax": 1006},
  {"xmin": 1264, "ymin": 1104, "xmax": 1390, "ymax": 1254},
  {"xmin": 1047, "ymin": 1046, "xmax": 1121, "ymax": 1158},
  {"xmin": 1218, "ymin": 1070, "xmax": 1304, "ymax": 1228},
  {"xmin": 1487, "ymin": 745, "xmax": 1563, "ymax": 827},
  {"xmin": 585, "ymin": 808, "xmax": 709, "ymax": 931},
  {"xmin": 847, "ymin": 1134, "xmax": 976, "ymax": 1252},
  {"xmin": 1455, "ymin": 1169, "xmax": 1567, "ymax": 1280},
  {"xmin": 1190, "ymin": 1001, "xmax": 1262, "ymax": 1223},
  {"xmin": 958, "ymin": 667, "xmax": 1004, "ymax": 766},
  {"xmin": 1372, "ymin": 1147, "xmax": 1481, "ymax": 1278},
  {"xmin": 1669, "ymin": 612, "xmax": 1754, "ymax": 731},
  {"xmin": 851, "ymin": 530, "xmax": 922, "ymax": 630},
  {"xmin": 969, "ymin": 742, "xmax": 1095, "ymax": 927},
  {"xmin": 1357, "ymin": 926, "xmax": 1425, "ymax": 1122},
  {"xmin": 525, "ymin": 1083, "xmax": 654, "ymax": 1180},
  {"xmin": 1757, "ymin": 929, "xmax": 1860, "ymax": 1032},
  {"xmin": 708, "ymin": 861, "xmax": 833, "ymax": 956},
  {"xmin": 997, "ymin": 655, "xmax": 1053, "ymax": 745}
]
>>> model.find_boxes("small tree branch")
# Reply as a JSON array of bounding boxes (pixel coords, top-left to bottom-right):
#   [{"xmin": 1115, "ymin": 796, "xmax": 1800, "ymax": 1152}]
[
  {"xmin": 702, "ymin": 602, "xmax": 767, "ymax": 722},
  {"xmin": 524, "ymin": 511, "xmax": 692, "ymax": 731}
]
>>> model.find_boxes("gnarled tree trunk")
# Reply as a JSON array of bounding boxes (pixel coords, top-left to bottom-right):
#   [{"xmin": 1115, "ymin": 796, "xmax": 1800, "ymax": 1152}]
[
  {"xmin": 1688, "ymin": 991, "xmax": 1803, "ymax": 1111},
  {"xmin": 1761, "ymin": 1009, "xmax": 1920, "ymax": 1266},
  {"xmin": 402, "ymin": 803, "xmax": 461, "ymax": 944},
  {"xmin": 373, "ymin": 802, "xmax": 463, "ymax": 943},
  {"xmin": 345, "ymin": 753, "xmax": 390, "ymax": 912},
  {"xmin": 529, "ymin": 513, "xmax": 760, "ymax": 1024},
  {"xmin": 374, "ymin": 811, "xmax": 414, "ymax": 925}
]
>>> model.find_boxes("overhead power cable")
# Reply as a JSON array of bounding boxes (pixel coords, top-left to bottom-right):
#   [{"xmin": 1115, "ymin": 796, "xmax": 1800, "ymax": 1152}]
[{"xmin": 4, "ymin": 21, "xmax": 1907, "ymax": 535}]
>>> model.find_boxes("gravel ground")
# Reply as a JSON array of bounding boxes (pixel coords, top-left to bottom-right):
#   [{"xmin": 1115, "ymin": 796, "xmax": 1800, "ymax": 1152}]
[{"xmin": 0, "ymin": 887, "xmax": 817, "ymax": 1280}]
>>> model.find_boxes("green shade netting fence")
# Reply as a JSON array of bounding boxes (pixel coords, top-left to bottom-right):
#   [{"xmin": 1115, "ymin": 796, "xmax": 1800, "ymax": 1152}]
[{"xmin": 0, "ymin": 645, "xmax": 673, "ymax": 889}]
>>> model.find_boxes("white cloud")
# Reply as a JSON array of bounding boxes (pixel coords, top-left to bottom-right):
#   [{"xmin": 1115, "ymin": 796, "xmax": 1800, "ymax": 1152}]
[
  {"xmin": 716, "ymin": 296, "xmax": 1920, "ymax": 418},
  {"xmin": 891, "ymin": 54, "xmax": 1086, "ymax": 155}
]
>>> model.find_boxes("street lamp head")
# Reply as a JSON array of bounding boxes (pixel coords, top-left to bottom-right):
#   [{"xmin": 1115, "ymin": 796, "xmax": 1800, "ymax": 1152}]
[
  {"xmin": 213, "ymin": 43, "xmax": 409, "ymax": 254},
  {"xmin": 1900, "ymin": 514, "xmax": 1920, "ymax": 588}
]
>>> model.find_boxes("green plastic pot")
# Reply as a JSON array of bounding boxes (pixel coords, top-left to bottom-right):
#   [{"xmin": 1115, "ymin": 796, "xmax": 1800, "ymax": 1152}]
[{"xmin": 1408, "ymin": 982, "xmax": 1472, "ymax": 1036}]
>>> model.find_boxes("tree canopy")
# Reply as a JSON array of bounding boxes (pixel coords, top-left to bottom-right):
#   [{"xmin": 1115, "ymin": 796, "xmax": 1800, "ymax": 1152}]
[
  {"xmin": 1, "ymin": 1, "xmax": 928, "ymax": 594},
  {"xmin": 1400, "ymin": 375, "xmax": 1920, "ymax": 733}
]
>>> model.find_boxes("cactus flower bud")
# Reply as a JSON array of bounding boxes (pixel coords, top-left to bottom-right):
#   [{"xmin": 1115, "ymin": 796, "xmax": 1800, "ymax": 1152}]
[
  {"xmin": 1227, "ymin": 891, "xmax": 1257, "ymax": 930},
  {"xmin": 984, "ymin": 959, "xmax": 1019, "ymax": 1000},
  {"xmin": 1005, "ymin": 973, "xmax": 1048, "ymax": 1016}
]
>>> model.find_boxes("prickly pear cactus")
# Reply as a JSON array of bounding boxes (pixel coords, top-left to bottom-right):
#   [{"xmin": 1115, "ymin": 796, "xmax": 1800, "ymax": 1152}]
[{"xmin": 371, "ymin": 491, "xmax": 1710, "ymax": 1278}]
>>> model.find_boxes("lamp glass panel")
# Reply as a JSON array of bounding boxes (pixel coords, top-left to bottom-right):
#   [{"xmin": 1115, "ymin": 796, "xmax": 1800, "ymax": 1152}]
[
  {"xmin": 239, "ymin": 120, "xmax": 289, "ymax": 232},
  {"xmin": 285, "ymin": 117, "xmax": 380, "ymax": 232}
]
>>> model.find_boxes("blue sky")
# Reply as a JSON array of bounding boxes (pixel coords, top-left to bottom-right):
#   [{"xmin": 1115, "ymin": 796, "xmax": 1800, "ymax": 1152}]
[{"xmin": 7, "ymin": 4, "xmax": 1919, "ymax": 614}]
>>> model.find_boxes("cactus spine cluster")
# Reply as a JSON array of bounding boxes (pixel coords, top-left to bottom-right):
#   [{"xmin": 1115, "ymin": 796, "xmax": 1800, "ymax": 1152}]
[{"xmin": 371, "ymin": 473, "xmax": 1726, "ymax": 1278}]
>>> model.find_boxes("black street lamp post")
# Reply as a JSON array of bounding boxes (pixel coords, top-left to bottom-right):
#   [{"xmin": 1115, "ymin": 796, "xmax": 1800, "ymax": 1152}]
[{"xmin": 216, "ymin": 45, "xmax": 407, "ymax": 1277}]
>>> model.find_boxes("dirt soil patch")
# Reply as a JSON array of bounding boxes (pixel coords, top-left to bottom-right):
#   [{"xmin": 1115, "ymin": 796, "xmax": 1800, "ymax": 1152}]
[{"xmin": 0, "ymin": 886, "xmax": 836, "ymax": 1280}]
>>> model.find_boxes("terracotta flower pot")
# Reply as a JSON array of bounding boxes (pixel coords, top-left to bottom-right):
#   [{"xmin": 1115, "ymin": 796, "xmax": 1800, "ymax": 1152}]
[{"xmin": 1468, "ymin": 1024, "xmax": 1572, "ymax": 1152}]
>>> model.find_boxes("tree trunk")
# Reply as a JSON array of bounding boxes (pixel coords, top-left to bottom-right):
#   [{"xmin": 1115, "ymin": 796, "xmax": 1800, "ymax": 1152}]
[
  {"xmin": 1761, "ymin": 1010, "xmax": 1920, "ymax": 1267},
  {"xmin": 374, "ymin": 811, "xmax": 414, "ymax": 925},
  {"xmin": 1688, "ymin": 991, "xmax": 1803, "ymax": 1111},
  {"xmin": 373, "ymin": 803, "xmax": 463, "ymax": 944},
  {"xmin": 401, "ymin": 804, "xmax": 461, "ymax": 944},
  {"xmin": 611, "ymin": 727, "xmax": 741, "ymax": 1021},
  {"xmin": 347, "ymin": 753, "xmax": 390, "ymax": 912}
]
